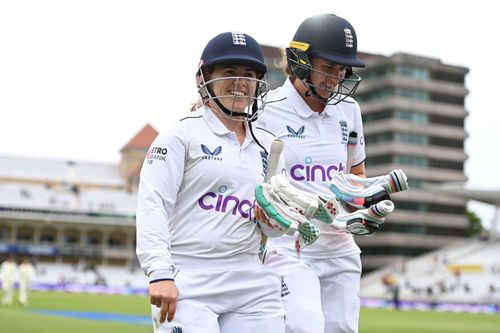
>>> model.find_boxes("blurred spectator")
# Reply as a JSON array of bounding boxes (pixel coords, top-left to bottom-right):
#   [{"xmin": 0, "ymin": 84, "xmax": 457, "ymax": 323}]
[
  {"xmin": 58, "ymin": 274, "xmax": 66, "ymax": 288},
  {"xmin": 0, "ymin": 256, "xmax": 18, "ymax": 305},
  {"xmin": 427, "ymin": 285, "xmax": 440, "ymax": 309},
  {"xmin": 391, "ymin": 283, "xmax": 401, "ymax": 310},
  {"xmin": 94, "ymin": 273, "xmax": 107, "ymax": 287},
  {"xmin": 382, "ymin": 274, "xmax": 400, "ymax": 309},
  {"xmin": 18, "ymin": 257, "xmax": 36, "ymax": 306},
  {"xmin": 453, "ymin": 269, "xmax": 462, "ymax": 282},
  {"xmin": 488, "ymin": 284, "xmax": 498, "ymax": 311}
]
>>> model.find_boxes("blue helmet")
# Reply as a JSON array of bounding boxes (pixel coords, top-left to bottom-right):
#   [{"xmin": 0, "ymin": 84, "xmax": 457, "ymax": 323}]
[
  {"xmin": 287, "ymin": 14, "xmax": 365, "ymax": 104},
  {"xmin": 196, "ymin": 32, "xmax": 270, "ymax": 122},
  {"xmin": 291, "ymin": 14, "xmax": 365, "ymax": 69},
  {"xmin": 199, "ymin": 32, "xmax": 267, "ymax": 75}
]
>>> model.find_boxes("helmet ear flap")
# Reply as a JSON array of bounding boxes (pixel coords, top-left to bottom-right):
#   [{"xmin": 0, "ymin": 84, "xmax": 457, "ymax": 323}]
[
  {"xmin": 196, "ymin": 68, "xmax": 204, "ymax": 89},
  {"xmin": 196, "ymin": 67, "xmax": 211, "ymax": 101},
  {"xmin": 287, "ymin": 47, "xmax": 312, "ymax": 80},
  {"xmin": 346, "ymin": 67, "xmax": 353, "ymax": 79}
]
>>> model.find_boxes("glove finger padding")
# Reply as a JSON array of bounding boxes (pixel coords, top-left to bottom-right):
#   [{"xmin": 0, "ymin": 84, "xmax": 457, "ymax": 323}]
[
  {"xmin": 267, "ymin": 175, "xmax": 396, "ymax": 236},
  {"xmin": 255, "ymin": 183, "xmax": 320, "ymax": 246},
  {"xmin": 329, "ymin": 169, "xmax": 409, "ymax": 209},
  {"xmin": 331, "ymin": 200, "xmax": 395, "ymax": 235},
  {"xmin": 270, "ymin": 175, "xmax": 340, "ymax": 224}
]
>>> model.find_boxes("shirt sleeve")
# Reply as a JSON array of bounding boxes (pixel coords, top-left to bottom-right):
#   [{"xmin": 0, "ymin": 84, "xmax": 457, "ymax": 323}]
[
  {"xmin": 136, "ymin": 125, "xmax": 186, "ymax": 282},
  {"xmin": 352, "ymin": 101, "xmax": 367, "ymax": 167}
]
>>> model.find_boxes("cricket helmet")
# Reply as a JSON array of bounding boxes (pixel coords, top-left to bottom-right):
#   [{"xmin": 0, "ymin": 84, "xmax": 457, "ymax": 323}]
[
  {"xmin": 287, "ymin": 14, "xmax": 365, "ymax": 104},
  {"xmin": 196, "ymin": 32, "xmax": 270, "ymax": 121}
]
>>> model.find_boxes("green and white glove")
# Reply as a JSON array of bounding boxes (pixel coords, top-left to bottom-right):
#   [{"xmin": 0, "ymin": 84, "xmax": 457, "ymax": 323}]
[
  {"xmin": 267, "ymin": 175, "xmax": 396, "ymax": 235},
  {"xmin": 255, "ymin": 182, "xmax": 320, "ymax": 246}
]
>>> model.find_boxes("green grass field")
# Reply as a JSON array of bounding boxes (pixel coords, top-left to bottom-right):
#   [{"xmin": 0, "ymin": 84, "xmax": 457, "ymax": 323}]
[
  {"xmin": 359, "ymin": 308, "xmax": 500, "ymax": 333},
  {"xmin": 0, "ymin": 291, "xmax": 151, "ymax": 333},
  {"xmin": 0, "ymin": 291, "xmax": 499, "ymax": 333}
]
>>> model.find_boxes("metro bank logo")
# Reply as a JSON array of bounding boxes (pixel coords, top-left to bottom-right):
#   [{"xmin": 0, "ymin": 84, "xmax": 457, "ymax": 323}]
[
  {"xmin": 197, "ymin": 185, "xmax": 255, "ymax": 219},
  {"xmin": 146, "ymin": 146, "xmax": 168, "ymax": 164},
  {"xmin": 290, "ymin": 157, "xmax": 344, "ymax": 182}
]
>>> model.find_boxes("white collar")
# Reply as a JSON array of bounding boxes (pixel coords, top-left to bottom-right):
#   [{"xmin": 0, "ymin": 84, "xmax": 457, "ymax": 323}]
[
  {"xmin": 282, "ymin": 77, "xmax": 334, "ymax": 118},
  {"xmin": 199, "ymin": 106, "xmax": 253, "ymax": 142}
]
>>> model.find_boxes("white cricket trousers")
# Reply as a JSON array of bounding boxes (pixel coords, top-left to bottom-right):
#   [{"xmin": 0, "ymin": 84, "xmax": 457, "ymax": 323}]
[
  {"xmin": 152, "ymin": 254, "xmax": 286, "ymax": 333},
  {"xmin": 19, "ymin": 278, "xmax": 31, "ymax": 305},
  {"xmin": 1, "ymin": 278, "xmax": 15, "ymax": 305},
  {"xmin": 264, "ymin": 249, "xmax": 361, "ymax": 333}
]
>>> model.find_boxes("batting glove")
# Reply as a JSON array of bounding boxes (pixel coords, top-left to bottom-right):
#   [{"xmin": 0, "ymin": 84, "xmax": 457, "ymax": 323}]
[
  {"xmin": 255, "ymin": 182, "xmax": 320, "ymax": 246},
  {"xmin": 329, "ymin": 169, "xmax": 409, "ymax": 209},
  {"xmin": 331, "ymin": 199, "xmax": 394, "ymax": 235},
  {"xmin": 268, "ymin": 175, "xmax": 397, "ymax": 235}
]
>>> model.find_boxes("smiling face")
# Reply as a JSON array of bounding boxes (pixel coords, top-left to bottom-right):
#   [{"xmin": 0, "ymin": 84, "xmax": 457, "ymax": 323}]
[{"xmin": 205, "ymin": 65, "xmax": 260, "ymax": 115}]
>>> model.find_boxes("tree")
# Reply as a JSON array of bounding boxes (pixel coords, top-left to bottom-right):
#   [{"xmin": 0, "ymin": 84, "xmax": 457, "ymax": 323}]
[{"xmin": 465, "ymin": 209, "xmax": 483, "ymax": 237}]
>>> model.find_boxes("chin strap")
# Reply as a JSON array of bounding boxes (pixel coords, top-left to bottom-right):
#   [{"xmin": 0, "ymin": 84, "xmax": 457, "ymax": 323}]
[
  {"xmin": 300, "ymin": 74, "xmax": 355, "ymax": 106},
  {"xmin": 299, "ymin": 76, "xmax": 330, "ymax": 106},
  {"xmin": 209, "ymin": 85, "xmax": 251, "ymax": 119},
  {"xmin": 208, "ymin": 86, "xmax": 267, "ymax": 153},
  {"xmin": 304, "ymin": 86, "xmax": 329, "ymax": 105}
]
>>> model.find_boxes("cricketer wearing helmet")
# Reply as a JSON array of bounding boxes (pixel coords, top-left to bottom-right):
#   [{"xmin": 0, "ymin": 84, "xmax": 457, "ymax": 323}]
[
  {"xmin": 136, "ymin": 32, "xmax": 285, "ymax": 333},
  {"xmin": 255, "ymin": 14, "xmax": 369, "ymax": 333}
]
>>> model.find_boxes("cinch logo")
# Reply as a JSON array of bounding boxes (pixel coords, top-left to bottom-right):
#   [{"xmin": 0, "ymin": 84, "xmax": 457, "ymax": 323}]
[
  {"xmin": 201, "ymin": 144, "xmax": 222, "ymax": 161},
  {"xmin": 290, "ymin": 157, "xmax": 344, "ymax": 181},
  {"xmin": 197, "ymin": 185, "xmax": 255, "ymax": 219},
  {"xmin": 146, "ymin": 146, "xmax": 168, "ymax": 164},
  {"xmin": 286, "ymin": 125, "xmax": 305, "ymax": 139}
]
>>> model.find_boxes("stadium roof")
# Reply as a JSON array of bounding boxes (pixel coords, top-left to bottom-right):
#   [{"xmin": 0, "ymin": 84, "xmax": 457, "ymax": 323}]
[
  {"xmin": 426, "ymin": 183, "xmax": 500, "ymax": 206},
  {"xmin": 0, "ymin": 182, "xmax": 137, "ymax": 216},
  {"xmin": 0, "ymin": 155, "xmax": 124, "ymax": 187}
]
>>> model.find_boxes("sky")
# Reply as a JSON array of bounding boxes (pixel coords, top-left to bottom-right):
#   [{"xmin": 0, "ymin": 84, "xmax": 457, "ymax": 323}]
[{"xmin": 1, "ymin": 0, "xmax": 499, "ymax": 229}]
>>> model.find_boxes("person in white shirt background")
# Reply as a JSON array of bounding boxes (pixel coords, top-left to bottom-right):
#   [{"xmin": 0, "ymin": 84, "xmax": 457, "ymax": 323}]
[
  {"xmin": 18, "ymin": 257, "xmax": 36, "ymax": 306},
  {"xmin": 256, "ymin": 13, "xmax": 368, "ymax": 333},
  {"xmin": 136, "ymin": 31, "xmax": 285, "ymax": 333},
  {"xmin": 0, "ymin": 256, "xmax": 18, "ymax": 305}
]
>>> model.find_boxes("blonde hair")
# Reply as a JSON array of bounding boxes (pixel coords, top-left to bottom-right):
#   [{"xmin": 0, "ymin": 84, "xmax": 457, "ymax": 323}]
[
  {"xmin": 277, "ymin": 47, "xmax": 292, "ymax": 76},
  {"xmin": 191, "ymin": 67, "xmax": 213, "ymax": 111},
  {"xmin": 190, "ymin": 99, "xmax": 204, "ymax": 112}
]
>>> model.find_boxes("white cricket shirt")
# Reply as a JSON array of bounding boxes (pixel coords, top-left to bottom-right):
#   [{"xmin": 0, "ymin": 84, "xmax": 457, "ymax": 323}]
[
  {"xmin": 136, "ymin": 106, "xmax": 275, "ymax": 281},
  {"xmin": 256, "ymin": 77, "xmax": 366, "ymax": 259}
]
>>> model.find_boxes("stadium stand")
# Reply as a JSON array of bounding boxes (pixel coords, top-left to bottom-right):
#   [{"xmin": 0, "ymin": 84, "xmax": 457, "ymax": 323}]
[
  {"xmin": 361, "ymin": 238, "xmax": 500, "ymax": 309},
  {"xmin": 32, "ymin": 262, "xmax": 148, "ymax": 293},
  {"xmin": 0, "ymin": 125, "xmax": 157, "ymax": 295},
  {"xmin": 2, "ymin": 124, "xmax": 499, "ymax": 308}
]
